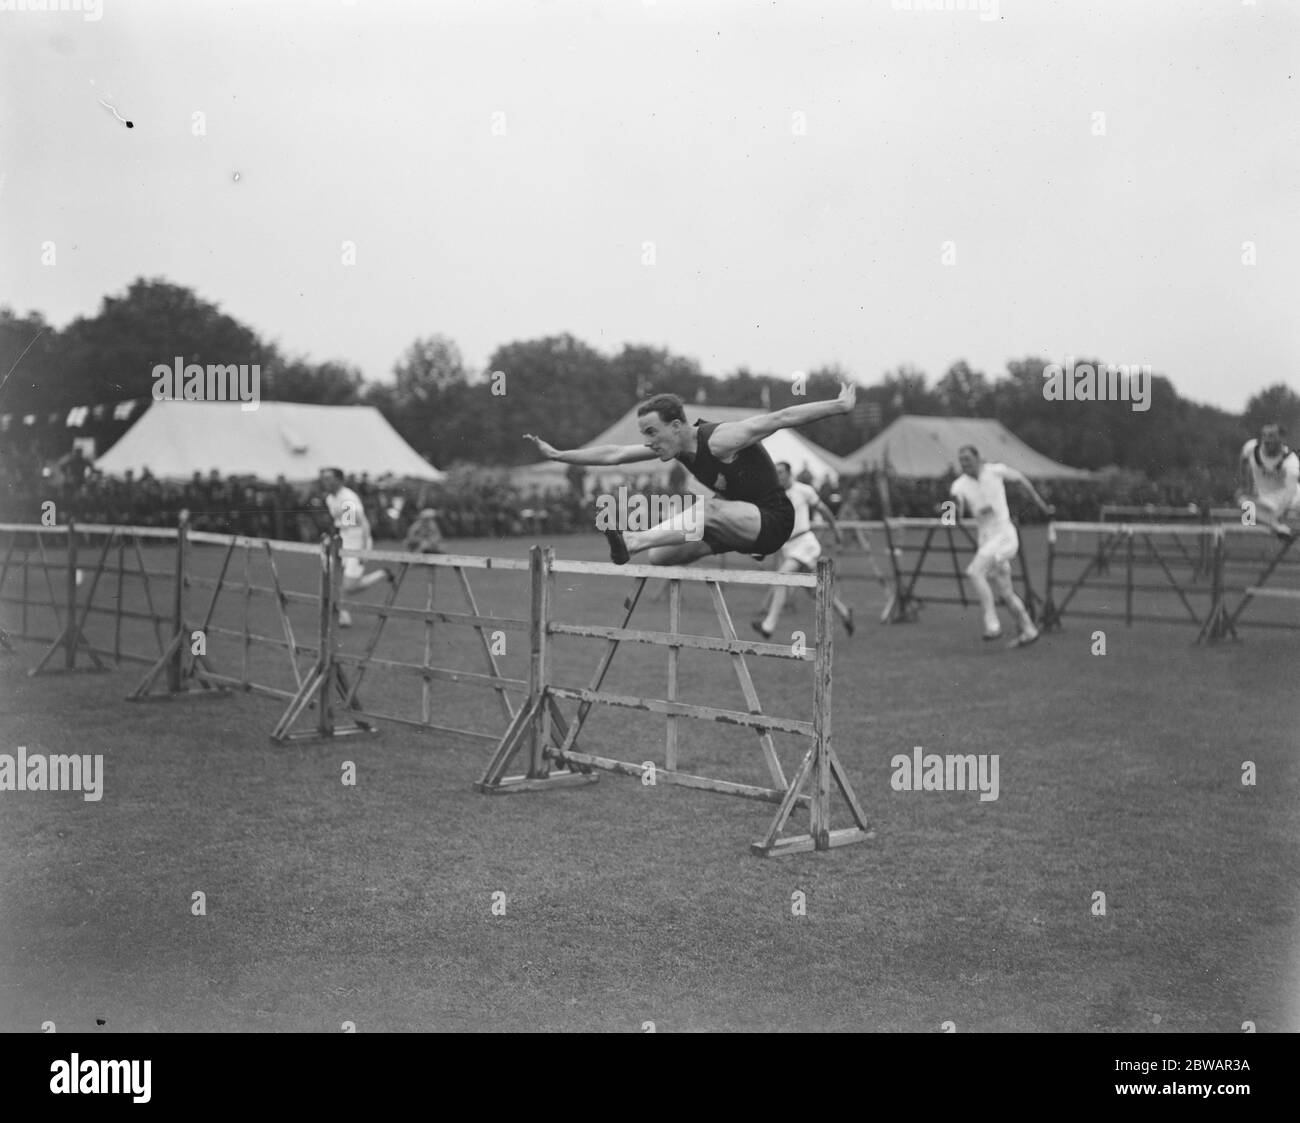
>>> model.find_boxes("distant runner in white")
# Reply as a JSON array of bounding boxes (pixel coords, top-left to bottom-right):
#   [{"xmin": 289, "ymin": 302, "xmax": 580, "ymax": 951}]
[
  {"xmin": 320, "ymin": 468, "xmax": 394, "ymax": 628},
  {"xmin": 948, "ymin": 446, "xmax": 1053, "ymax": 648},
  {"xmin": 1236, "ymin": 423, "xmax": 1300, "ymax": 542},
  {"xmin": 753, "ymin": 462, "xmax": 854, "ymax": 640}
]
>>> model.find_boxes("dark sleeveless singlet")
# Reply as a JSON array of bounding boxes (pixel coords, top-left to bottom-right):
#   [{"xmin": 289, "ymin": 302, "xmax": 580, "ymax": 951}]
[{"xmin": 676, "ymin": 420, "xmax": 795, "ymax": 557}]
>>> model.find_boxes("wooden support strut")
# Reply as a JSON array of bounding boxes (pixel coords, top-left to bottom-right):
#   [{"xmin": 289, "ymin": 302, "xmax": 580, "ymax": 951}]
[
  {"xmin": 129, "ymin": 516, "xmax": 228, "ymax": 702},
  {"xmin": 29, "ymin": 519, "xmax": 108, "ymax": 676},
  {"xmin": 272, "ymin": 534, "xmax": 375, "ymax": 743}
]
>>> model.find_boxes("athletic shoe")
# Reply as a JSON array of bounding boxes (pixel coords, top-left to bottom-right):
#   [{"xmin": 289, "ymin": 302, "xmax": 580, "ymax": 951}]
[
  {"xmin": 382, "ymin": 567, "xmax": 396, "ymax": 583},
  {"xmin": 604, "ymin": 529, "xmax": 630, "ymax": 565},
  {"xmin": 1009, "ymin": 628, "xmax": 1039, "ymax": 649},
  {"xmin": 338, "ymin": 609, "xmax": 353, "ymax": 629},
  {"xmin": 751, "ymin": 619, "xmax": 773, "ymax": 640},
  {"xmin": 981, "ymin": 629, "xmax": 1003, "ymax": 642},
  {"xmin": 1275, "ymin": 524, "xmax": 1295, "ymax": 543},
  {"xmin": 842, "ymin": 608, "xmax": 855, "ymax": 637}
]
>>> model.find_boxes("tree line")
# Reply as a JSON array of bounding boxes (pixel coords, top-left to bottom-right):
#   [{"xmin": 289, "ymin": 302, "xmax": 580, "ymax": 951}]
[{"xmin": 2, "ymin": 278, "xmax": 1295, "ymax": 481}]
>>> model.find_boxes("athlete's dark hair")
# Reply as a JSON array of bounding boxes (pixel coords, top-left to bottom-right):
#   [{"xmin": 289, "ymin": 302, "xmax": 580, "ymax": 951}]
[
  {"xmin": 321, "ymin": 467, "xmax": 344, "ymax": 481},
  {"xmin": 637, "ymin": 394, "xmax": 687, "ymax": 425},
  {"xmin": 958, "ymin": 445, "xmax": 980, "ymax": 458},
  {"xmin": 1261, "ymin": 422, "xmax": 1287, "ymax": 437},
  {"xmin": 776, "ymin": 461, "xmax": 792, "ymax": 473}
]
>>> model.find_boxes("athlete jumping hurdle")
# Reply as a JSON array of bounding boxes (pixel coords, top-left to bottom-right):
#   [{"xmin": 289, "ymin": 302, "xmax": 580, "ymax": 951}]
[
  {"xmin": 524, "ymin": 381, "xmax": 857, "ymax": 568},
  {"xmin": 1236, "ymin": 422, "xmax": 1300, "ymax": 541},
  {"xmin": 948, "ymin": 445, "xmax": 1054, "ymax": 648}
]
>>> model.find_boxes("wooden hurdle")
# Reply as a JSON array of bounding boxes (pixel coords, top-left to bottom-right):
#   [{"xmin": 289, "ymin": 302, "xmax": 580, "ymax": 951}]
[
  {"xmin": 9, "ymin": 521, "xmax": 183, "ymax": 676},
  {"xmin": 130, "ymin": 519, "xmax": 327, "ymax": 707},
  {"xmin": 271, "ymin": 537, "xmax": 536, "ymax": 744},
  {"xmin": 476, "ymin": 547, "xmax": 873, "ymax": 857},
  {"xmin": 1040, "ymin": 521, "xmax": 1224, "ymax": 639},
  {"xmin": 0, "ymin": 523, "xmax": 72, "ymax": 654},
  {"xmin": 1207, "ymin": 526, "xmax": 1300, "ymax": 642},
  {"xmin": 1098, "ymin": 504, "xmax": 1214, "ymax": 579}
]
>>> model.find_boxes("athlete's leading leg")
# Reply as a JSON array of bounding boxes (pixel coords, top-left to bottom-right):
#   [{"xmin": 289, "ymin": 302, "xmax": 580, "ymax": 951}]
[
  {"xmin": 643, "ymin": 540, "xmax": 715, "ymax": 566},
  {"xmin": 346, "ymin": 570, "xmax": 391, "ymax": 593},
  {"xmin": 338, "ymin": 566, "xmax": 395, "ymax": 627},
  {"xmin": 991, "ymin": 564, "xmax": 1037, "ymax": 646},
  {"xmin": 966, "ymin": 553, "xmax": 1001, "ymax": 638},
  {"xmin": 610, "ymin": 497, "xmax": 763, "ymax": 563}
]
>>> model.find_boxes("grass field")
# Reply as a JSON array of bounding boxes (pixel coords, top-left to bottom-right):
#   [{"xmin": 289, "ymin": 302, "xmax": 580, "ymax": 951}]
[{"xmin": 1, "ymin": 527, "xmax": 1297, "ymax": 1032}]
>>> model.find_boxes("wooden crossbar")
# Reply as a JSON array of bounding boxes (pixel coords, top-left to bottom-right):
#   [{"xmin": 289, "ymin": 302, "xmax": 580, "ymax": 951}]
[
  {"xmin": 186, "ymin": 531, "xmax": 320, "ymax": 553},
  {"xmin": 545, "ymin": 684, "xmax": 816, "ymax": 737},
  {"xmin": 73, "ymin": 524, "xmax": 179, "ymax": 540},
  {"xmin": 1244, "ymin": 586, "xmax": 1300, "ymax": 600},
  {"xmin": 332, "ymin": 652, "xmax": 526, "ymax": 693},
  {"xmin": 339, "ymin": 546, "xmax": 530, "ymax": 571},
  {"xmin": 184, "ymin": 577, "xmax": 317, "ymax": 602},
  {"xmin": 549, "ymin": 621, "xmax": 812, "ymax": 660},
  {"xmin": 0, "ymin": 523, "xmax": 69, "ymax": 534},
  {"xmin": 549, "ymin": 557, "xmax": 817, "ymax": 586},
  {"xmin": 1051, "ymin": 521, "xmax": 1221, "ymax": 538},
  {"xmin": 330, "ymin": 598, "xmax": 528, "ymax": 632}
]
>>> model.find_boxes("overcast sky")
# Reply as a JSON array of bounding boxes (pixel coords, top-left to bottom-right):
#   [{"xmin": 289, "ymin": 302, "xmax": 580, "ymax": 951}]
[{"xmin": 2, "ymin": 0, "xmax": 1297, "ymax": 413}]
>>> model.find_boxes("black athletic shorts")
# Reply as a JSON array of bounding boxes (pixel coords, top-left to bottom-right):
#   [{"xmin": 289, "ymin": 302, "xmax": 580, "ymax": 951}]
[{"xmin": 701, "ymin": 494, "xmax": 795, "ymax": 560}]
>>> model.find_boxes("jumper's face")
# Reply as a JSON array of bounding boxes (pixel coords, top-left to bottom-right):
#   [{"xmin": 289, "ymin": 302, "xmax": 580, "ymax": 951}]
[
  {"xmin": 638, "ymin": 412, "xmax": 685, "ymax": 460},
  {"xmin": 320, "ymin": 472, "xmax": 342, "ymax": 495},
  {"xmin": 1261, "ymin": 426, "xmax": 1284, "ymax": 456},
  {"xmin": 958, "ymin": 449, "xmax": 982, "ymax": 478},
  {"xmin": 777, "ymin": 465, "xmax": 793, "ymax": 489}
]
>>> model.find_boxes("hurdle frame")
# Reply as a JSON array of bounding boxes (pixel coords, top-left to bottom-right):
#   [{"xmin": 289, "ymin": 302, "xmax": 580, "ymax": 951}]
[
  {"xmin": 130, "ymin": 518, "xmax": 328, "ymax": 708},
  {"xmin": 271, "ymin": 538, "xmax": 539, "ymax": 745},
  {"xmin": 476, "ymin": 547, "xmax": 873, "ymax": 857},
  {"xmin": 1038, "ymin": 520, "xmax": 1261, "ymax": 643},
  {"xmin": 1203, "ymin": 525, "xmax": 1300, "ymax": 642},
  {"xmin": 15, "ymin": 520, "xmax": 186, "ymax": 677},
  {"xmin": 1098, "ymin": 504, "xmax": 1215, "ymax": 580},
  {"xmin": 0, "ymin": 522, "xmax": 71, "ymax": 654},
  {"xmin": 873, "ymin": 516, "xmax": 1040, "ymax": 625}
]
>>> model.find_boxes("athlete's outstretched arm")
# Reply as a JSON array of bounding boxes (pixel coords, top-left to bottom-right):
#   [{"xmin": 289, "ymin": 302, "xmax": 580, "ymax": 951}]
[
  {"xmin": 1234, "ymin": 453, "xmax": 1255, "ymax": 505},
  {"xmin": 812, "ymin": 495, "xmax": 843, "ymax": 545},
  {"xmin": 708, "ymin": 381, "xmax": 856, "ymax": 458},
  {"xmin": 1000, "ymin": 467, "xmax": 1055, "ymax": 516},
  {"xmin": 523, "ymin": 434, "xmax": 657, "ymax": 466}
]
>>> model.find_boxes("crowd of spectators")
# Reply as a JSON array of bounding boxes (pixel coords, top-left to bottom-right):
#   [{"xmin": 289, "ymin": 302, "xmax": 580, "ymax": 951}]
[{"xmin": 0, "ymin": 436, "xmax": 1239, "ymax": 547}]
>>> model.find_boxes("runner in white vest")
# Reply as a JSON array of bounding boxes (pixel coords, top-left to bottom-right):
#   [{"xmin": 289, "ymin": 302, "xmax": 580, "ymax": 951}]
[
  {"xmin": 1236, "ymin": 423, "xmax": 1300, "ymax": 541},
  {"xmin": 948, "ymin": 445, "xmax": 1053, "ymax": 648},
  {"xmin": 320, "ymin": 468, "xmax": 394, "ymax": 627}
]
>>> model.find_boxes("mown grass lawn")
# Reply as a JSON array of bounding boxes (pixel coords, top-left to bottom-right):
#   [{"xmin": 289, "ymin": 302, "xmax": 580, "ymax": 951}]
[{"xmin": 1, "ymin": 529, "xmax": 1296, "ymax": 1031}]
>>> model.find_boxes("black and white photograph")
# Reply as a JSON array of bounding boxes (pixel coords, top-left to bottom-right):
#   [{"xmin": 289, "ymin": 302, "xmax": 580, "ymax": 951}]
[{"xmin": 0, "ymin": 0, "xmax": 1295, "ymax": 1084}]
